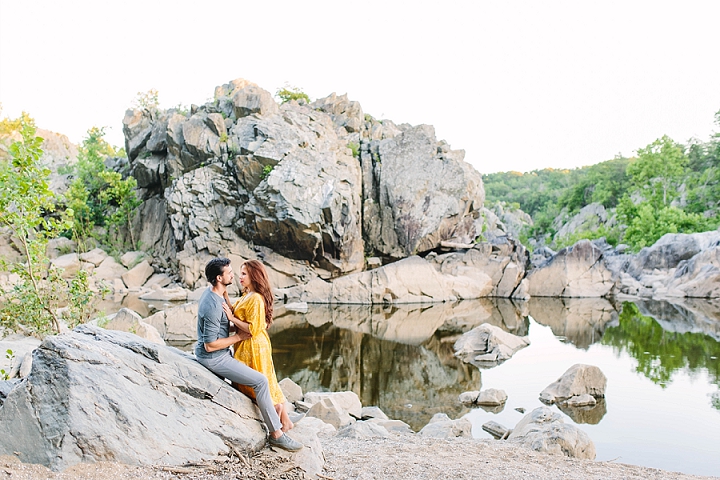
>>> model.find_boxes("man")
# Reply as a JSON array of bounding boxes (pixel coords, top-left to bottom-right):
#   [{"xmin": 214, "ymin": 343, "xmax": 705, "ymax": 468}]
[{"xmin": 195, "ymin": 257, "xmax": 302, "ymax": 452}]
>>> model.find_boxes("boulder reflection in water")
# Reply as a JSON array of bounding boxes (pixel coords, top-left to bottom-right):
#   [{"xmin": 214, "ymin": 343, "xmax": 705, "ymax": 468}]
[
  {"xmin": 270, "ymin": 299, "xmax": 528, "ymax": 431},
  {"xmin": 529, "ymin": 297, "xmax": 618, "ymax": 349}
]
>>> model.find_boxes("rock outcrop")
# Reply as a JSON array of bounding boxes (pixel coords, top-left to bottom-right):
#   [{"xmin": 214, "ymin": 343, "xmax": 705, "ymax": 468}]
[
  {"xmin": 526, "ymin": 240, "xmax": 616, "ymax": 297},
  {"xmin": 0, "ymin": 326, "xmax": 273, "ymax": 470},
  {"xmin": 360, "ymin": 124, "xmax": 485, "ymax": 258},
  {"xmin": 612, "ymin": 229, "xmax": 720, "ymax": 299},
  {"xmin": 553, "ymin": 203, "xmax": 613, "ymax": 244},
  {"xmin": 279, "ymin": 236, "xmax": 530, "ymax": 304},
  {"xmin": 122, "ymin": 79, "xmax": 486, "ymax": 286}
]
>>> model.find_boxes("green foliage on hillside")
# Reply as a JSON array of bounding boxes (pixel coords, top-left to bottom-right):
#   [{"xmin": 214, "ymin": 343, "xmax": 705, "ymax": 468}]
[
  {"xmin": 484, "ymin": 109, "xmax": 720, "ymax": 251},
  {"xmin": 0, "ymin": 116, "xmax": 94, "ymax": 336}
]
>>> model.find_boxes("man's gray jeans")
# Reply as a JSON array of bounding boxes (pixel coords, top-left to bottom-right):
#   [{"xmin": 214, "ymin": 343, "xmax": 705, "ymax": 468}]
[{"xmin": 197, "ymin": 351, "xmax": 282, "ymax": 433}]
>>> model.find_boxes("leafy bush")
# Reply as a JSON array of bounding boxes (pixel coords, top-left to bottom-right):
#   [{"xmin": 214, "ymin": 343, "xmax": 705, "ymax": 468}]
[
  {"xmin": 0, "ymin": 116, "xmax": 96, "ymax": 336},
  {"xmin": 260, "ymin": 164, "xmax": 274, "ymax": 179},
  {"xmin": 276, "ymin": 86, "xmax": 310, "ymax": 104},
  {"xmin": 64, "ymin": 127, "xmax": 140, "ymax": 252}
]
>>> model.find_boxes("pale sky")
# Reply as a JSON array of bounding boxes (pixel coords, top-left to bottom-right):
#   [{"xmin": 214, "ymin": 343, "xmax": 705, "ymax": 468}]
[{"xmin": 1, "ymin": 0, "xmax": 719, "ymax": 174}]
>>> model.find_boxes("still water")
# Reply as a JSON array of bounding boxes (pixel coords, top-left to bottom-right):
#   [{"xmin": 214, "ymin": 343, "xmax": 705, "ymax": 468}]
[{"xmin": 265, "ymin": 298, "xmax": 720, "ymax": 477}]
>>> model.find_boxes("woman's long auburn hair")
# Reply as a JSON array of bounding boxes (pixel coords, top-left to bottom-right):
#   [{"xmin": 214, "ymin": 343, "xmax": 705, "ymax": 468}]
[{"xmin": 242, "ymin": 259, "xmax": 274, "ymax": 327}]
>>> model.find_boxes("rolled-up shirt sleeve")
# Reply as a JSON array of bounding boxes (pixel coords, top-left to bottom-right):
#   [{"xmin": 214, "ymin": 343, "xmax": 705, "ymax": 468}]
[{"xmin": 198, "ymin": 301, "xmax": 222, "ymax": 345}]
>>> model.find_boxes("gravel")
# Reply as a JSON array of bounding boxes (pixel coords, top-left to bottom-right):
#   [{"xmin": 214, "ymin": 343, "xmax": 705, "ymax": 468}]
[{"xmin": 1, "ymin": 434, "xmax": 717, "ymax": 480}]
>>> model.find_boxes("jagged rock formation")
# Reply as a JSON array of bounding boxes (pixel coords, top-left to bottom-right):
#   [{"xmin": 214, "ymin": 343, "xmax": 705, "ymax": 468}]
[{"xmin": 123, "ymin": 79, "xmax": 485, "ymax": 290}]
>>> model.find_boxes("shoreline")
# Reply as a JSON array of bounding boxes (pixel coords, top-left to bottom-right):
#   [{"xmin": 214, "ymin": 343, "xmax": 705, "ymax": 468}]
[{"xmin": 2, "ymin": 434, "xmax": 718, "ymax": 480}]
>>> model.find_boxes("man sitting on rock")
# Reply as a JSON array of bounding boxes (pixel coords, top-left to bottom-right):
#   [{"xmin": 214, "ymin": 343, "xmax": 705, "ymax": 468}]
[{"xmin": 195, "ymin": 257, "xmax": 302, "ymax": 452}]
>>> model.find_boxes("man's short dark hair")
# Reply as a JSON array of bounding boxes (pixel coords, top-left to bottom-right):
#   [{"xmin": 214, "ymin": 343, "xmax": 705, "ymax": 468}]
[{"xmin": 205, "ymin": 257, "xmax": 231, "ymax": 285}]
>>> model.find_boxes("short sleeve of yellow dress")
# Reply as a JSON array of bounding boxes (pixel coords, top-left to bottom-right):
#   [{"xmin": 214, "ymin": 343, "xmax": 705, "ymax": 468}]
[{"xmin": 232, "ymin": 292, "xmax": 286, "ymax": 405}]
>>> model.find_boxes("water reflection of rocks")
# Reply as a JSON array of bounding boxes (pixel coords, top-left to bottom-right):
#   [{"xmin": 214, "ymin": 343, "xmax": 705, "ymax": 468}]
[
  {"xmin": 557, "ymin": 398, "xmax": 607, "ymax": 425},
  {"xmin": 528, "ymin": 297, "xmax": 618, "ymax": 349},
  {"xmin": 270, "ymin": 299, "xmax": 529, "ymax": 431}
]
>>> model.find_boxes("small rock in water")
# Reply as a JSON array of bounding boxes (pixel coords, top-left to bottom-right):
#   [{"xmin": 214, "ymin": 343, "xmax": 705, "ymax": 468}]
[
  {"xmin": 515, "ymin": 407, "xmax": 526, "ymax": 414},
  {"xmin": 476, "ymin": 388, "xmax": 508, "ymax": 406},
  {"xmin": 482, "ymin": 421, "xmax": 510, "ymax": 439}
]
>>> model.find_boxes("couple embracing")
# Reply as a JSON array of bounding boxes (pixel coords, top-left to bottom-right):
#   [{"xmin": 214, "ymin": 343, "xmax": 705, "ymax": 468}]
[{"xmin": 195, "ymin": 257, "xmax": 303, "ymax": 452}]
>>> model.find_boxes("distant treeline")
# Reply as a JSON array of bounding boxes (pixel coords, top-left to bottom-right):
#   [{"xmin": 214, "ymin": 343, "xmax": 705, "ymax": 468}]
[{"xmin": 483, "ymin": 111, "xmax": 720, "ymax": 251}]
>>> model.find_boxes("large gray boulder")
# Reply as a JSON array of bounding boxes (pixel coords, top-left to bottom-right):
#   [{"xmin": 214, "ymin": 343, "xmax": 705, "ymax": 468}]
[
  {"xmin": 539, "ymin": 364, "xmax": 607, "ymax": 404},
  {"xmin": 428, "ymin": 236, "xmax": 529, "ymax": 298},
  {"xmin": 417, "ymin": 413, "xmax": 472, "ymax": 439},
  {"xmin": 0, "ymin": 326, "xmax": 272, "ymax": 471},
  {"xmin": 508, "ymin": 406, "xmax": 596, "ymax": 459},
  {"xmin": 143, "ymin": 302, "xmax": 198, "ymax": 343},
  {"xmin": 239, "ymin": 103, "xmax": 364, "ymax": 274},
  {"xmin": 526, "ymin": 240, "xmax": 616, "ymax": 297},
  {"xmin": 102, "ymin": 308, "xmax": 164, "ymax": 345}
]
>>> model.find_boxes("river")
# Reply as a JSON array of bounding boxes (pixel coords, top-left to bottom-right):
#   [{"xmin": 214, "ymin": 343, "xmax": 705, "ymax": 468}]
[{"xmin": 264, "ymin": 297, "xmax": 720, "ymax": 477}]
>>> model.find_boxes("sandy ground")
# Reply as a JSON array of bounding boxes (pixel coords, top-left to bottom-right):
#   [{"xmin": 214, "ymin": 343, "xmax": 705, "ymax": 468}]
[{"xmin": 1, "ymin": 434, "xmax": 717, "ymax": 480}]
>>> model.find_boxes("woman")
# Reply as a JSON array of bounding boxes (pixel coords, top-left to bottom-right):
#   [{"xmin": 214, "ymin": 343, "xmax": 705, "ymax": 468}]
[{"xmin": 221, "ymin": 259, "xmax": 294, "ymax": 432}]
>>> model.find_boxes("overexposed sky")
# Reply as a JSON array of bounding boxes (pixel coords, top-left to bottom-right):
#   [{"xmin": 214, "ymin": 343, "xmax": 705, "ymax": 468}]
[{"xmin": 1, "ymin": 0, "xmax": 719, "ymax": 174}]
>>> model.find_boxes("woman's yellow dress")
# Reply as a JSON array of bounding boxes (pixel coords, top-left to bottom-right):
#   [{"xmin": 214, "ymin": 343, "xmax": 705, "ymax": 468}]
[{"xmin": 232, "ymin": 292, "xmax": 286, "ymax": 405}]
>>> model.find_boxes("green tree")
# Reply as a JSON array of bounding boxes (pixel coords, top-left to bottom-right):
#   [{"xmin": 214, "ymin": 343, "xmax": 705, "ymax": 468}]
[
  {"xmin": 64, "ymin": 127, "xmax": 138, "ymax": 252},
  {"xmin": 0, "ymin": 116, "xmax": 94, "ymax": 336},
  {"xmin": 617, "ymin": 135, "xmax": 715, "ymax": 251},
  {"xmin": 617, "ymin": 200, "xmax": 711, "ymax": 251},
  {"xmin": 628, "ymin": 135, "xmax": 687, "ymax": 209},
  {"xmin": 98, "ymin": 170, "xmax": 141, "ymax": 250}
]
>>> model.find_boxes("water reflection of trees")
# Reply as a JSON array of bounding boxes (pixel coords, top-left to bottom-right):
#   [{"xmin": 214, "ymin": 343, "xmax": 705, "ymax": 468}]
[{"xmin": 602, "ymin": 302, "xmax": 720, "ymax": 401}]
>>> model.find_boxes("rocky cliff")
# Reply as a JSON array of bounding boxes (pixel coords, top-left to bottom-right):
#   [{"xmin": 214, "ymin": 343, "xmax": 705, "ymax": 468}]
[{"xmin": 123, "ymin": 78, "xmax": 488, "ymax": 292}]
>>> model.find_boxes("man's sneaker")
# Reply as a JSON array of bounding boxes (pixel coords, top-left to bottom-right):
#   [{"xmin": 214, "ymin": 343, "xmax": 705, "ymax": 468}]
[
  {"xmin": 288, "ymin": 411, "xmax": 305, "ymax": 424},
  {"xmin": 268, "ymin": 433, "xmax": 303, "ymax": 452}
]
